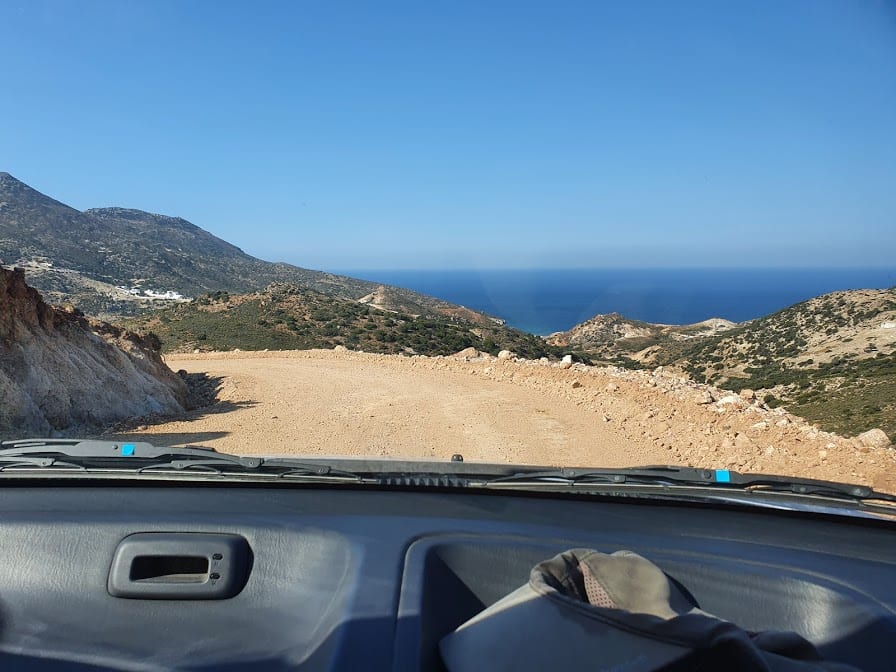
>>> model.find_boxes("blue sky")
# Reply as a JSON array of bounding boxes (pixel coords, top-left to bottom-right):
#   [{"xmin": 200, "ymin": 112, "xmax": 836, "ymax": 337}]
[{"xmin": 1, "ymin": 0, "xmax": 894, "ymax": 270}]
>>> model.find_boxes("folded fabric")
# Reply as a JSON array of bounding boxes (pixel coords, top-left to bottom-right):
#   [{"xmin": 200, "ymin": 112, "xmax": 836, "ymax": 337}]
[{"xmin": 439, "ymin": 549, "xmax": 861, "ymax": 672}]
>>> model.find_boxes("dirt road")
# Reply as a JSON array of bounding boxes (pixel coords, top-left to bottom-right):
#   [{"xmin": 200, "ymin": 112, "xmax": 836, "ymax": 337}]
[{"xmin": 107, "ymin": 349, "xmax": 896, "ymax": 493}]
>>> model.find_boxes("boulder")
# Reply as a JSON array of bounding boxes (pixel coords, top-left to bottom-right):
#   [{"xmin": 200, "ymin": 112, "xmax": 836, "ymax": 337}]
[
  {"xmin": 696, "ymin": 391, "xmax": 714, "ymax": 404},
  {"xmin": 557, "ymin": 354, "xmax": 574, "ymax": 370},
  {"xmin": 497, "ymin": 350, "xmax": 515, "ymax": 360},
  {"xmin": 857, "ymin": 428, "xmax": 892, "ymax": 449},
  {"xmin": 716, "ymin": 394, "xmax": 741, "ymax": 406}
]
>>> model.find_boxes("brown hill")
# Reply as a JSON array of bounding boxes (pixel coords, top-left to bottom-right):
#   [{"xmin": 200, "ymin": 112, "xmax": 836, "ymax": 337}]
[
  {"xmin": 551, "ymin": 289, "xmax": 896, "ymax": 439},
  {"xmin": 123, "ymin": 283, "xmax": 558, "ymax": 359},
  {"xmin": 0, "ymin": 267, "xmax": 188, "ymax": 436},
  {"xmin": 546, "ymin": 312, "xmax": 735, "ymax": 362}
]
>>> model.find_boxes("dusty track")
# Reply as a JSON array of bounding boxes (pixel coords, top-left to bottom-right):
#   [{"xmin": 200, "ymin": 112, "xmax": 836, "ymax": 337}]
[{"xmin": 107, "ymin": 349, "xmax": 896, "ymax": 493}]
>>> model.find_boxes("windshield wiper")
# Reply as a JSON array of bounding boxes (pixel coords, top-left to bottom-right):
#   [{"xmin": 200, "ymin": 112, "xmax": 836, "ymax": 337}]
[
  {"xmin": 0, "ymin": 439, "xmax": 364, "ymax": 481},
  {"xmin": 0, "ymin": 438, "xmax": 263, "ymax": 468},
  {"xmin": 480, "ymin": 465, "xmax": 896, "ymax": 505}
]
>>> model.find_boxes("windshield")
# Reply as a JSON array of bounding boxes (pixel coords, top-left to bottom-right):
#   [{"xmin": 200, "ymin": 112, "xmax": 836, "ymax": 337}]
[{"xmin": 1, "ymin": 1, "xmax": 894, "ymax": 497}]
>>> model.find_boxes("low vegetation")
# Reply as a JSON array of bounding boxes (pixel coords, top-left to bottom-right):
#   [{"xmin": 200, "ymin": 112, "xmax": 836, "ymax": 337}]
[
  {"xmin": 125, "ymin": 285, "xmax": 566, "ymax": 360},
  {"xmin": 562, "ymin": 289, "xmax": 896, "ymax": 440}
]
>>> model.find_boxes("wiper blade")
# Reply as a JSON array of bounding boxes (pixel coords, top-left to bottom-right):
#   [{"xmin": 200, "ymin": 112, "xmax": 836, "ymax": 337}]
[
  {"xmin": 481, "ymin": 465, "xmax": 896, "ymax": 504},
  {"xmin": 0, "ymin": 456, "xmax": 87, "ymax": 471},
  {"xmin": 0, "ymin": 438, "xmax": 263, "ymax": 469},
  {"xmin": 0, "ymin": 439, "xmax": 364, "ymax": 481},
  {"xmin": 137, "ymin": 458, "xmax": 365, "ymax": 481},
  {"xmin": 258, "ymin": 459, "xmax": 366, "ymax": 481},
  {"xmin": 482, "ymin": 465, "xmax": 717, "ymax": 486}
]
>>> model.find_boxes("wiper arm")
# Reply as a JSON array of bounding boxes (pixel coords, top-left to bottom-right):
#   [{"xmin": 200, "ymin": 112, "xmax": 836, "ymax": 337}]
[
  {"xmin": 0, "ymin": 439, "xmax": 365, "ymax": 481},
  {"xmin": 482, "ymin": 465, "xmax": 717, "ymax": 487},
  {"xmin": 138, "ymin": 458, "xmax": 365, "ymax": 481},
  {"xmin": 0, "ymin": 438, "xmax": 261, "ymax": 468},
  {"xmin": 258, "ymin": 458, "xmax": 366, "ymax": 481},
  {"xmin": 0, "ymin": 455, "xmax": 87, "ymax": 471},
  {"xmin": 481, "ymin": 465, "xmax": 896, "ymax": 504}
]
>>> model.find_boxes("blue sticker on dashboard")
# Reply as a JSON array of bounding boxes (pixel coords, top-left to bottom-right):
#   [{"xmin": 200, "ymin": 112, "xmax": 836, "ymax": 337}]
[
  {"xmin": 122, "ymin": 444, "xmax": 136, "ymax": 456},
  {"xmin": 714, "ymin": 469, "xmax": 731, "ymax": 483}
]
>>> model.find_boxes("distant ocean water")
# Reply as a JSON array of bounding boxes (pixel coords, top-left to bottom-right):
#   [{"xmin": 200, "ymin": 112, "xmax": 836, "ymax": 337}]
[{"xmin": 334, "ymin": 268, "xmax": 896, "ymax": 336}]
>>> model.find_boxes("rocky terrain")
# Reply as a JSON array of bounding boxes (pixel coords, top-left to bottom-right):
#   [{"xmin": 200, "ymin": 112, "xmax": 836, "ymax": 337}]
[
  {"xmin": 0, "ymin": 267, "xmax": 188, "ymax": 436},
  {"xmin": 0, "ymin": 172, "xmax": 498, "ymax": 323},
  {"xmin": 550, "ymin": 290, "xmax": 896, "ymax": 441},
  {"xmin": 122, "ymin": 284, "xmax": 560, "ymax": 358},
  {"xmin": 2, "ymin": 168, "xmax": 892, "ymax": 489},
  {"xmin": 104, "ymin": 348, "xmax": 896, "ymax": 495},
  {"xmin": 547, "ymin": 313, "xmax": 736, "ymax": 361},
  {"xmin": 4, "ymin": 262, "xmax": 892, "ymax": 494}
]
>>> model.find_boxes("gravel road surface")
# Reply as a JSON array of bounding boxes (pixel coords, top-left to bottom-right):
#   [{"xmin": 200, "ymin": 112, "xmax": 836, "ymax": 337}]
[{"xmin": 106, "ymin": 349, "xmax": 896, "ymax": 493}]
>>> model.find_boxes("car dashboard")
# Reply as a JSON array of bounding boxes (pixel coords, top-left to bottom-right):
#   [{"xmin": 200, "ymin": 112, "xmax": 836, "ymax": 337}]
[{"xmin": 0, "ymin": 482, "xmax": 894, "ymax": 671}]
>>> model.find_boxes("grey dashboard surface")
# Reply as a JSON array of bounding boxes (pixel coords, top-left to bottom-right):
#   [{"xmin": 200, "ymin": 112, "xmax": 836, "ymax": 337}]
[{"xmin": 0, "ymin": 484, "xmax": 893, "ymax": 671}]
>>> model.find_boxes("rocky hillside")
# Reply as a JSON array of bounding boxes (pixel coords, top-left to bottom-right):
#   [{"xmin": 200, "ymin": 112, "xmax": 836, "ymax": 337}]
[
  {"xmin": 123, "ymin": 284, "xmax": 559, "ymax": 359},
  {"xmin": 0, "ymin": 172, "xmax": 498, "ymax": 323},
  {"xmin": 0, "ymin": 267, "xmax": 188, "ymax": 437},
  {"xmin": 546, "ymin": 312, "xmax": 735, "ymax": 362},
  {"xmin": 655, "ymin": 288, "xmax": 896, "ymax": 439},
  {"xmin": 556, "ymin": 289, "xmax": 896, "ymax": 440}
]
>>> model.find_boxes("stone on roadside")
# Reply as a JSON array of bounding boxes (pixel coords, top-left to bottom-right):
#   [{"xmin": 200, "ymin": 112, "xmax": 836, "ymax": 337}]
[
  {"xmin": 696, "ymin": 391, "xmax": 714, "ymax": 404},
  {"xmin": 333, "ymin": 345, "xmax": 348, "ymax": 353},
  {"xmin": 452, "ymin": 346, "xmax": 479, "ymax": 360},
  {"xmin": 716, "ymin": 394, "xmax": 741, "ymax": 406},
  {"xmin": 739, "ymin": 389, "xmax": 756, "ymax": 402},
  {"xmin": 497, "ymin": 350, "xmax": 515, "ymax": 360},
  {"xmin": 857, "ymin": 428, "xmax": 892, "ymax": 449}
]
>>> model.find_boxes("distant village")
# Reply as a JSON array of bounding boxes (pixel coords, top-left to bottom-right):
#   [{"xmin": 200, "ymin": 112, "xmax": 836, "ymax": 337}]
[{"xmin": 116, "ymin": 286, "xmax": 186, "ymax": 300}]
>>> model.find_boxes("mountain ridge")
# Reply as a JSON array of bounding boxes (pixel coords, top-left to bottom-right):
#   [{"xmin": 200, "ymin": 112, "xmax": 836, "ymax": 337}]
[{"xmin": 0, "ymin": 172, "xmax": 499, "ymax": 324}]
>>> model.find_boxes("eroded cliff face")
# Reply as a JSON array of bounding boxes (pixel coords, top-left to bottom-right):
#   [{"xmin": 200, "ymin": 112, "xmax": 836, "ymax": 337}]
[{"xmin": 0, "ymin": 267, "xmax": 187, "ymax": 436}]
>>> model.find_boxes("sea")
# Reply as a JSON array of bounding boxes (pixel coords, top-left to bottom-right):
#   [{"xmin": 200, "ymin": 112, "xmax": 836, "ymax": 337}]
[{"xmin": 334, "ymin": 268, "xmax": 896, "ymax": 336}]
